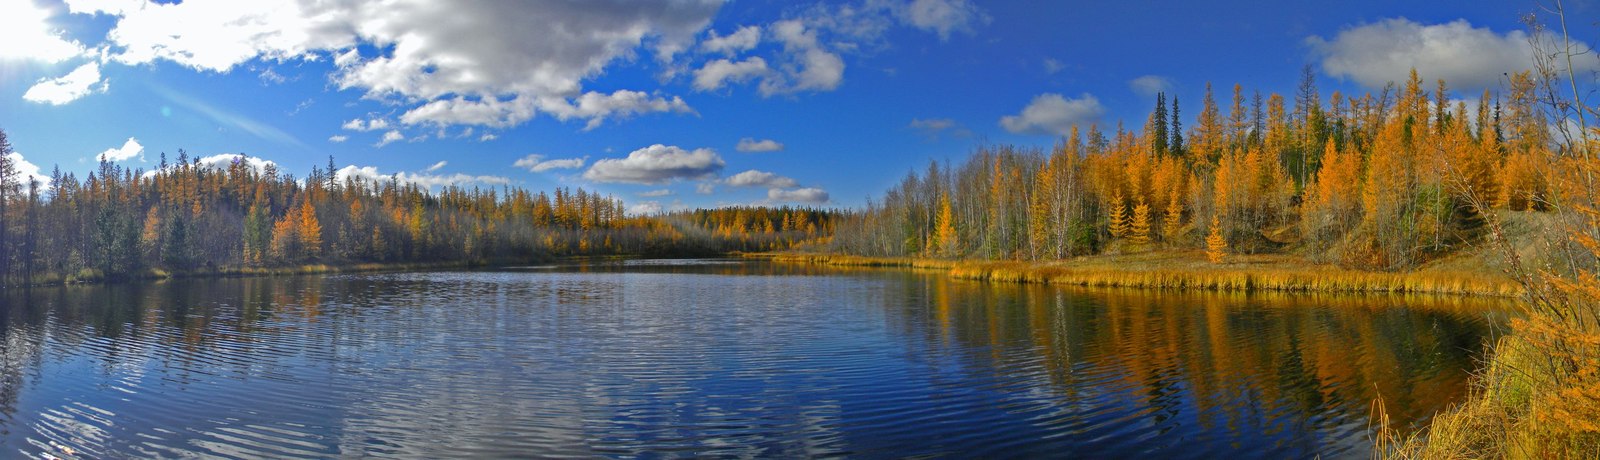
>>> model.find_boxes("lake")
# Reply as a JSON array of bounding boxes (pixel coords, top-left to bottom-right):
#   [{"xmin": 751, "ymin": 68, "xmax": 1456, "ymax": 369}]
[{"xmin": 0, "ymin": 259, "xmax": 1509, "ymax": 458}]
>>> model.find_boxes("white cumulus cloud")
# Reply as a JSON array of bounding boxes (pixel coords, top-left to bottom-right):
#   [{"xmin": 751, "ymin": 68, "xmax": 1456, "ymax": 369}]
[
  {"xmin": 735, "ymin": 137, "xmax": 784, "ymax": 152},
  {"xmin": 398, "ymin": 90, "xmax": 693, "ymax": 130},
  {"xmin": 195, "ymin": 153, "xmax": 277, "ymax": 175},
  {"xmin": 627, "ymin": 201, "xmax": 664, "ymax": 215},
  {"xmin": 23, "ymin": 62, "xmax": 108, "ymax": 105},
  {"xmin": 342, "ymin": 117, "xmax": 391, "ymax": 131},
  {"xmin": 86, "ymin": 0, "xmax": 716, "ymax": 129},
  {"xmin": 97, "ymin": 137, "xmax": 144, "ymax": 162},
  {"xmin": 583, "ymin": 144, "xmax": 725, "ymax": 184},
  {"xmin": 758, "ymin": 19, "xmax": 846, "ymax": 96},
  {"xmin": 693, "ymin": 57, "xmax": 770, "ymax": 91},
  {"xmin": 910, "ymin": 117, "xmax": 969, "ymax": 139},
  {"xmin": 336, "ymin": 164, "xmax": 510, "ymax": 190},
  {"xmin": 101, "ymin": 0, "xmax": 346, "ymax": 72},
  {"xmin": 513, "ymin": 154, "xmax": 587, "ymax": 173},
  {"xmin": 1306, "ymin": 18, "xmax": 1594, "ymax": 90},
  {"xmin": 638, "ymin": 189, "xmax": 674, "ymax": 197},
  {"xmin": 701, "ymin": 25, "xmax": 761, "ymax": 55},
  {"xmin": 64, "ymin": 0, "xmax": 144, "ymax": 16},
  {"xmin": 910, "ymin": 118, "xmax": 956, "ymax": 132},
  {"xmin": 424, "ymin": 161, "xmax": 447, "ymax": 172},
  {"xmin": 767, "ymin": 187, "xmax": 829, "ymax": 204},
  {"xmin": 5, "ymin": 151, "xmax": 54, "ymax": 190},
  {"xmin": 0, "ymin": 0, "xmax": 88, "ymax": 62},
  {"xmin": 1129, "ymin": 75, "xmax": 1173, "ymax": 97},
  {"xmin": 725, "ymin": 169, "xmax": 798, "ymax": 188},
  {"xmin": 1042, "ymin": 58, "xmax": 1064, "ymax": 74},
  {"xmin": 328, "ymin": 135, "xmax": 348, "ymax": 143},
  {"xmin": 899, "ymin": 0, "xmax": 988, "ymax": 40},
  {"xmin": 540, "ymin": 90, "xmax": 695, "ymax": 130},
  {"xmin": 797, "ymin": 48, "xmax": 845, "ymax": 91},
  {"xmin": 374, "ymin": 130, "xmax": 405, "ymax": 147},
  {"xmin": 144, "ymin": 153, "xmax": 280, "ymax": 178},
  {"xmin": 1000, "ymin": 93, "xmax": 1105, "ymax": 136}
]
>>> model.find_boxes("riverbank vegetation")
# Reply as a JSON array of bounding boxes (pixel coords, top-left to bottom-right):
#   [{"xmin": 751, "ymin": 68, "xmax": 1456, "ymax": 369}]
[
  {"xmin": 831, "ymin": 68, "xmax": 1550, "ymax": 273},
  {"xmin": 756, "ymin": 251, "xmax": 1522, "ymax": 297},
  {"xmin": 0, "ymin": 130, "xmax": 838, "ymax": 286},
  {"xmin": 813, "ymin": 26, "xmax": 1599, "ymax": 455}
]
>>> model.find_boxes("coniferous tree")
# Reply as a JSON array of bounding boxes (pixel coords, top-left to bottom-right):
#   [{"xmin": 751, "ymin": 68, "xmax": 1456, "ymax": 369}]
[
  {"xmin": 1162, "ymin": 187, "xmax": 1184, "ymax": 244},
  {"xmin": 1129, "ymin": 198, "xmax": 1152, "ymax": 245},
  {"xmin": 1205, "ymin": 216, "xmax": 1228, "ymax": 264},
  {"xmin": 931, "ymin": 193, "xmax": 958, "ymax": 257},
  {"xmin": 1107, "ymin": 191, "xmax": 1128, "ymax": 239},
  {"xmin": 0, "ymin": 129, "xmax": 14, "ymax": 283},
  {"xmin": 1169, "ymin": 97, "xmax": 1185, "ymax": 161},
  {"xmin": 1151, "ymin": 93, "xmax": 1169, "ymax": 157}
]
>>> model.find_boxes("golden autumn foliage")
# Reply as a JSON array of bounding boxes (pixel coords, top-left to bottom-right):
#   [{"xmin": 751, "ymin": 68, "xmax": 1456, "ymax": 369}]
[
  {"xmin": 930, "ymin": 193, "xmax": 959, "ymax": 258},
  {"xmin": 1205, "ymin": 216, "xmax": 1227, "ymax": 264},
  {"xmin": 1162, "ymin": 187, "xmax": 1184, "ymax": 243},
  {"xmin": 1303, "ymin": 138, "xmax": 1362, "ymax": 254},
  {"xmin": 832, "ymin": 66, "xmax": 1539, "ymax": 274},
  {"xmin": 298, "ymin": 198, "xmax": 322, "ymax": 259},
  {"xmin": 0, "ymin": 133, "xmax": 844, "ymax": 284},
  {"xmin": 1374, "ymin": 18, "xmax": 1600, "ymax": 456},
  {"xmin": 1108, "ymin": 191, "xmax": 1129, "ymax": 239},
  {"xmin": 1129, "ymin": 198, "xmax": 1152, "ymax": 246}
]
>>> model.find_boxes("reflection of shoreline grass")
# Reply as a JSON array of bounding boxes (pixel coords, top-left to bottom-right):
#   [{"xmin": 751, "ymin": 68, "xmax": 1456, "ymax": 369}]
[
  {"xmin": 750, "ymin": 251, "xmax": 1523, "ymax": 297},
  {"xmin": 33, "ymin": 254, "xmax": 692, "ymax": 286},
  {"xmin": 1375, "ymin": 212, "xmax": 1600, "ymax": 457},
  {"xmin": 1379, "ymin": 327, "xmax": 1600, "ymax": 458},
  {"xmin": 41, "ymin": 261, "xmax": 487, "ymax": 285}
]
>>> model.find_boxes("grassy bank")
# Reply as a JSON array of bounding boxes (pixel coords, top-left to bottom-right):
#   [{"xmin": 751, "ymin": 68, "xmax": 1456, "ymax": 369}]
[
  {"xmin": 757, "ymin": 248, "xmax": 1600, "ymax": 457},
  {"xmin": 753, "ymin": 250, "xmax": 1523, "ymax": 297},
  {"xmin": 16, "ymin": 261, "xmax": 489, "ymax": 286},
  {"xmin": 14, "ymin": 256, "xmax": 604, "ymax": 287},
  {"xmin": 1378, "ymin": 324, "xmax": 1600, "ymax": 458}
]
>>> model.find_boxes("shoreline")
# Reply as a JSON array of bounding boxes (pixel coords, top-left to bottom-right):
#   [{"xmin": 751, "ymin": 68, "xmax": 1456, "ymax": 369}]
[
  {"xmin": 4, "ymin": 255, "xmax": 656, "ymax": 288},
  {"xmin": 16, "ymin": 251, "xmax": 1522, "ymax": 300},
  {"xmin": 746, "ymin": 251, "xmax": 1524, "ymax": 298}
]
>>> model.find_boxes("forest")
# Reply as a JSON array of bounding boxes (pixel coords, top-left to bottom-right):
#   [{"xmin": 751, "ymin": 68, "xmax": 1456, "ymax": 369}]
[
  {"xmin": 831, "ymin": 68, "xmax": 1559, "ymax": 271},
  {"xmin": 0, "ymin": 131, "xmax": 837, "ymax": 285},
  {"xmin": 0, "ymin": 66, "xmax": 1567, "ymax": 284},
  {"xmin": 822, "ymin": 63, "xmax": 1600, "ymax": 455}
]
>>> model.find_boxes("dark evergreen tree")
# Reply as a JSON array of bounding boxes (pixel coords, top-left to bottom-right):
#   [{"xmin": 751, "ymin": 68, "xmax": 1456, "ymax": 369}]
[
  {"xmin": 1170, "ymin": 97, "xmax": 1185, "ymax": 160},
  {"xmin": 1152, "ymin": 93, "xmax": 1169, "ymax": 157}
]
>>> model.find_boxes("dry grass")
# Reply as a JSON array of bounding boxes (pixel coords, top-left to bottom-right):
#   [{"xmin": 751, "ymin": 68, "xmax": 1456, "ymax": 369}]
[
  {"xmin": 759, "ymin": 253, "xmax": 959, "ymax": 270},
  {"xmin": 40, "ymin": 261, "xmax": 486, "ymax": 286},
  {"xmin": 1379, "ymin": 328, "xmax": 1600, "ymax": 459},
  {"xmin": 750, "ymin": 250, "xmax": 1523, "ymax": 297},
  {"xmin": 754, "ymin": 247, "xmax": 1600, "ymax": 458},
  {"xmin": 1372, "ymin": 208, "xmax": 1600, "ymax": 458}
]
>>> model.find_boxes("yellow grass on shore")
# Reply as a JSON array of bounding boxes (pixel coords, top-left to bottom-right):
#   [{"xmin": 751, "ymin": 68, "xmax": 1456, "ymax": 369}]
[
  {"xmin": 751, "ymin": 251, "xmax": 1523, "ymax": 297},
  {"xmin": 35, "ymin": 260, "xmax": 493, "ymax": 286}
]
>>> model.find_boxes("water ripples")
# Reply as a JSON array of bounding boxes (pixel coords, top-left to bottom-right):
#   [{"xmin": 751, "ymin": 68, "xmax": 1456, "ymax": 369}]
[{"xmin": 0, "ymin": 260, "xmax": 1510, "ymax": 458}]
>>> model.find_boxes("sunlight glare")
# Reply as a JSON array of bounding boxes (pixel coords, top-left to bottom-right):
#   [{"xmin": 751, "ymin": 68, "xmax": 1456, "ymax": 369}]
[{"xmin": 0, "ymin": 0, "xmax": 86, "ymax": 62}]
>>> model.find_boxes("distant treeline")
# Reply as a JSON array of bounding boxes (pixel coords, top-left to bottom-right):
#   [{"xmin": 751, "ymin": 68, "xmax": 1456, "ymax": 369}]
[
  {"xmin": 0, "ymin": 130, "xmax": 838, "ymax": 285},
  {"xmin": 833, "ymin": 68, "xmax": 1561, "ymax": 271}
]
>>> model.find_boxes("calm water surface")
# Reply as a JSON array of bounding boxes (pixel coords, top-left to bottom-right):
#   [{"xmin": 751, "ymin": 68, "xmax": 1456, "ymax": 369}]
[{"xmin": 0, "ymin": 259, "xmax": 1510, "ymax": 458}]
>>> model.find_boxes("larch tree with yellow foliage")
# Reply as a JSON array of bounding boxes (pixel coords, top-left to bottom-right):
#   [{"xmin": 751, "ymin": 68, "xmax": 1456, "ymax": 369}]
[
  {"xmin": 1162, "ymin": 187, "xmax": 1184, "ymax": 244},
  {"xmin": 299, "ymin": 198, "xmax": 323, "ymax": 260},
  {"xmin": 1205, "ymin": 216, "xmax": 1227, "ymax": 264},
  {"xmin": 1128, "ymin": 198, "xmax": 1152, "ymax": 246},
  {"xmin": 269, "ymin": 208, "xmax": 300, "ymax": 263},
  {"xmin": 1302, "ymin": 138, "xmax": 1362, "ymax": 254},
  {"xmin": 930, "ymin": 193, "xmax": 959, "ymax": 258},
  {"xmin": 1107, "ymin": 191, "xmax": 1129, "ymax": 239}
]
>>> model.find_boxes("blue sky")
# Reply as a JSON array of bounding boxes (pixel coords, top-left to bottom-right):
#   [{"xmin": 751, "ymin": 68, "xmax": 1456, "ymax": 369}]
[{"xmin": 0, "ymin": 0, "xmax": 1585, "ymax": 212}]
